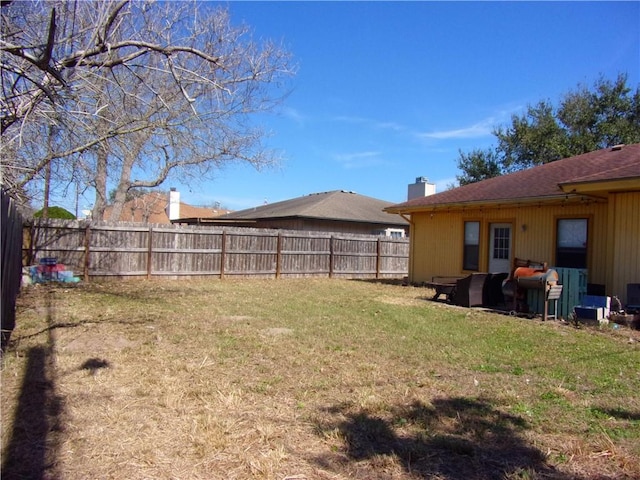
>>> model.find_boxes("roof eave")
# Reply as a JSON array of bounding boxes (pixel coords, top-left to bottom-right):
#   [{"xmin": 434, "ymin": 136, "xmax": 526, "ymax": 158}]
[
  {"xmin": 385, "ymin": 193, "xmax": 590, "ymax": 214},
  {"xmin": 193, "ymin": 214, "xmax": 407, "ymax": 226},
  {"xmin": 559, "ymin": 177, "xmax": 640, "ymax": 195},
  {"xmin": 171, "ymin": 218, "xmax": 258, "ymax": 225},
  {"xmin": 267, "ymin": 214, "xmax": 408, "ymax": 226}
]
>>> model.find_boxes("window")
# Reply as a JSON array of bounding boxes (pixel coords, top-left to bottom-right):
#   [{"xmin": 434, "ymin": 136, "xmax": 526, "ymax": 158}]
[
  {"xmin": 376, "ymin": 228, "xmax": 405, "ymax": 238},
  {"xmin": 556, "ymin": 218, "xmax": 588, "ymax": 268},
  {"xmin": 492, "ymin": 227, "xmax": 510, "ymax": 260},
  {"xmin": 463, "ymin": 221, "xmax": 480, "ymax": 271},
  {"xmin": 385, "ymin": 228, "xmax": 406, "ymax": 239}
]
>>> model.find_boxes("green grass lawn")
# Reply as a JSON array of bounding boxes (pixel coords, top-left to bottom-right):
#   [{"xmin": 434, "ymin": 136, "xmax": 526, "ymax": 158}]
[{"xmin": 2, "ymin": 278, "xmax": 639, "ymax": 479}]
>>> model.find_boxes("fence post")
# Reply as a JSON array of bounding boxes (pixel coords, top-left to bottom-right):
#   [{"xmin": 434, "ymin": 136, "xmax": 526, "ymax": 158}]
[
  {"xmin": 376, "ymin": 238, "xmax": 382, "ymax": 279},
  {"xmin": 83, "ymin": 223, "xmax": 91, "ymax": 282},
  {"xmin": 25, "ymin": 222, "xmax": 36, "ymax": 265},
  {"xmin": 220, "ymin": 230, "xmax": 227, "ymax": 279},
  {"xmin": 329, "ymin": 236, "xmax": 334, "ymax": 278},
  {"xmin": 276, "ymin": 232, "xmax": 282, "ymax": 278},
  {"xmin": 146, "ymin": 226, "xmax": 153, "ymax": 279}
]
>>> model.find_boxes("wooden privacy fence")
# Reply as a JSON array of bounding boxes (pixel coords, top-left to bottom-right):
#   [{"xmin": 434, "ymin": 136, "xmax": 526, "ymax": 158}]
[
  {"xmin": 23, "ymin": 220, "xmax": 409, "ymax": 280},
  {"xmin": 2, "ymin": 188, "xmax": 24, "ymax": 350}
]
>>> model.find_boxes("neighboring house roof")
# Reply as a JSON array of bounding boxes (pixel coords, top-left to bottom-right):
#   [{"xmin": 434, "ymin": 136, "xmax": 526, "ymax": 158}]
[
  {"xmin": 178, "ymin": 202, "xmax": 231, "ymax": 220},
  {"xmin": 103, "ymin": 192, "xmax": 230, "ymax": 223},
  {"xmin": 218, "ymin": 190, "xmax": 408, "ymax": 226},
  {"xmin": 386, "ymin": 144, "xmax": 640, "ymax": 213}
]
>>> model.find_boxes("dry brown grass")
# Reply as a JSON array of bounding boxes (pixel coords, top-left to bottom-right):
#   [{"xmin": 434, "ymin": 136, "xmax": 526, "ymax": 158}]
[{"xmin": 2, "ymin": 278, "xmax": 639, "ymax": 479}]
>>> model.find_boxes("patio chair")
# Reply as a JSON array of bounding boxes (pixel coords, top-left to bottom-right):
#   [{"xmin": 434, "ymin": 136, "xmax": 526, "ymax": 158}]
[{"xmin": 453, "ymin": 273, "xmax": 489, "ymax": 307}]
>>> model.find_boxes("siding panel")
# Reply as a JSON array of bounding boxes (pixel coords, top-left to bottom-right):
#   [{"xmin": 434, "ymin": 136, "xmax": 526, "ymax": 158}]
[{"xmin": 611, "ymin": 192, "xmax": 640, "ymax": 302}]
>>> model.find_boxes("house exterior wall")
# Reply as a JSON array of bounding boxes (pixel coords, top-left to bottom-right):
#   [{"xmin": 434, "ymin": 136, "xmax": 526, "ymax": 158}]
[
  {"xmin": 249, "ymin": 218, "xmax": 408, "ymax": 236},
  {"xmin": 608, "ymin": 192, "xmax": 640, "ymax": 300},
  {"xmin": 408, "ymin": 199, "xmax": 622, "ymax": 294}
]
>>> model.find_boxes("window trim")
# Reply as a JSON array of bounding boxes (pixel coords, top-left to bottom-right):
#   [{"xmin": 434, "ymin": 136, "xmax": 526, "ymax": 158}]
[
  {"xmin": 462, "ymin": 220, "xmax": 481, "ymax": 271},
  {"xmin": 554, "ymin": 216, "xmax": 591, "ymax": 269}
]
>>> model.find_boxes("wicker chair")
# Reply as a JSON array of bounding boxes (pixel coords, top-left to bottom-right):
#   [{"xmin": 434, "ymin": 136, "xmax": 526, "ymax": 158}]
[{"xmin": 452, "ymin": 273, "xmax": 489, "ymax": 307}]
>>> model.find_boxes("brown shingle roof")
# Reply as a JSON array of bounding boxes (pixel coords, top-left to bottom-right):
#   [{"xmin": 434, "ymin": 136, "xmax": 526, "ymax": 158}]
[
  {"xmin": 219, "ymin": 190, "xmax": 408, "ymax": 226},
  {"xmin": 386, "ymin": 144, "xmax": 640, "ymax": 213},
  {"xmin": 178, "ymin": 202, "xmax": 231, "ymax": 220},
  {"xmin": 103, "ymin": 192, "xmax": 229, "ymax": 223}
]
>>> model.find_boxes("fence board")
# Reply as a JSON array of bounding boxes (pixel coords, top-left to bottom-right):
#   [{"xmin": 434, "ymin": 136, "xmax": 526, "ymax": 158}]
[
  {"xmin": 2, "ymin": 188, "xmax": 24, "ymax": 350},
  {"xmin": 23, "ymin": 220, "xmax": 409, "ymax": 280}
]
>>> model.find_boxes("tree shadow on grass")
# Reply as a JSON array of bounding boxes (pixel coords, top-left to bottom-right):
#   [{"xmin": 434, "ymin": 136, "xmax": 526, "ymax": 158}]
[
  {"xmin": 2, "ymin": 285, "xmax": 142, "ymax": 478},
  {"xmin": 313, "ymin": 396, "xmax": 580, "ymax": 479},
  {"xmin": 2, "ymin": 287, "xmax": 65, "ymax": 480},
  {"xmin": 590, "ymin": 406, "xmax": 640, "ymax": 422}
]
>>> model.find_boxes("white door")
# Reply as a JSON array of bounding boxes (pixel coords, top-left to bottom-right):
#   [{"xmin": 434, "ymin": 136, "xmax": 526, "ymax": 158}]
[{"xmin": 488, "ymin": 223, "xmax": 512, "ymax": 273}]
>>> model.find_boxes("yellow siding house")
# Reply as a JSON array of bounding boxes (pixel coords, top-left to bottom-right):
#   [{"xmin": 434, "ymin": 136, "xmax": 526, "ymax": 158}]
[{"xmin": 385, "ymin": 144, "xmax": 640, "ymax": 307}]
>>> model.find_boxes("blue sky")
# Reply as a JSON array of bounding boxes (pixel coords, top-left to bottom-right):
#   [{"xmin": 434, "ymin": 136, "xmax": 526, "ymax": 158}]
[{"xmin": 71, "ymin": 1, "xmax": 640, "ymax": 213}]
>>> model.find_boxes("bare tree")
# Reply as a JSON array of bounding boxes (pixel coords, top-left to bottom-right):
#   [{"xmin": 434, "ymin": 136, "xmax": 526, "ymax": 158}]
[{"xmin": 1, "ymin": 0, "xmax": 294, "ymax": 216}]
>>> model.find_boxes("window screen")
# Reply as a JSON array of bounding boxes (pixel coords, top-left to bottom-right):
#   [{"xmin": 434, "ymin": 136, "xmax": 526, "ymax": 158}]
[
  {"xmin": 463, "ymin": 221, "xmax": 480, "ymax": 271},
  {"xmin": 556, "ymin": 218, "xmax": 587, "ymax": 268}
]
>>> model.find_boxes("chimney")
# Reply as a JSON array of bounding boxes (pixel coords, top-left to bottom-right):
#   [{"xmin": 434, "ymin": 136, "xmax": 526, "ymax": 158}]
[
  {"xmin": 167, "ymin": 188, "xmax": 180, "ymax": 221},
  {"xmin": 407, "ymin": 176, "xmax": 436, "ymax": 200}
]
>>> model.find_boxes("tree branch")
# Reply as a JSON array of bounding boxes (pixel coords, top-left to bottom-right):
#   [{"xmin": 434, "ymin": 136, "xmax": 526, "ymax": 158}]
[
  {"xmin": 59, "ymin": 40, "xmax": 222, "ymax": 69},
  {"xmin": 13, "ymin": 122, "xmax": 155, "ymax": 189}
]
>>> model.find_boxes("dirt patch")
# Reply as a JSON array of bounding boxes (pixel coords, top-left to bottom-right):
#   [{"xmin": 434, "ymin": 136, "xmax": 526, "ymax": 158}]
[
  {"xmin": 261, "ymin": 327, "xmax": 294, "ymax": 336},
  {"xmin": 217, "ymin": 315, "xmax": 253, "ymax": 322},
  {"xmin": 375, "ymin": 295, "xmax": 426, "ymax": 307},
  {"xmin": 61, "ymin": 333, "xmax": 137, "ymax": 353}
]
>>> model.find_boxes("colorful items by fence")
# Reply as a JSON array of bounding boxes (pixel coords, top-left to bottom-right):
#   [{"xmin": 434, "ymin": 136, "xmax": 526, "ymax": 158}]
[{"xmin": 26, "ymin": 257, "xmax": 81, "ymax": 284}]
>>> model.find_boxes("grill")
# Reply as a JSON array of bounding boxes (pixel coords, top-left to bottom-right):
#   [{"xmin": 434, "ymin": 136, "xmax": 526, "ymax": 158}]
[
  {"xmin": 514, "ymin": 267, "xmax": 558, "ymax": 290},
  {"xmin": 503, "ymin": 267, "xmax": 562, "ymax": 320}
]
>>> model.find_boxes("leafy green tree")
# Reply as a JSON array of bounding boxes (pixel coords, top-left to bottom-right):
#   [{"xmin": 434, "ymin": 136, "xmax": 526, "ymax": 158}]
[
  {"xmin": 456, "ymin": 148, "xmax": 502, "ymax": 186},
  {"xmin": 456, "ymin": 74, "xmax": 640, "ymax": 184},
  {"xmin": 494, "ymin": 101, "xmax": 571, "ymax": 172},
  {"xmin": 559, "ymin": 75, "xmax": 640, "ymax": 152},
  {"xmin": 34, "ymin": 206, "xmax": 75, "ymax": 219}
]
